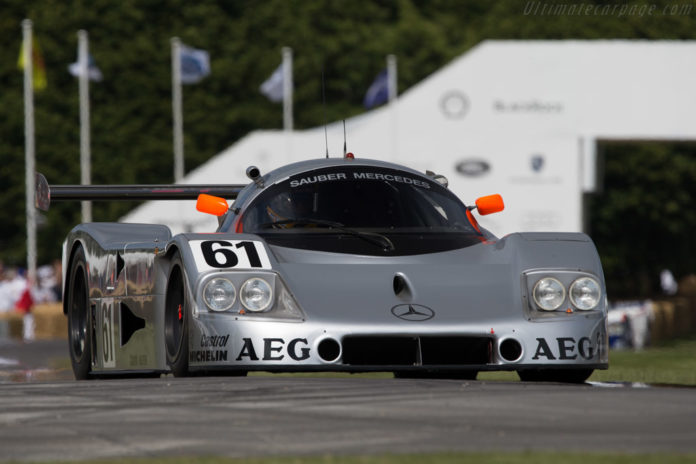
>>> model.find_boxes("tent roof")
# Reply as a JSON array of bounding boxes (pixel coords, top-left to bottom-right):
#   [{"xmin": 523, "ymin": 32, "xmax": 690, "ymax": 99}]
[{"xmin": 122, "ymin": 40, "xmax": 696, "ymax": 234}]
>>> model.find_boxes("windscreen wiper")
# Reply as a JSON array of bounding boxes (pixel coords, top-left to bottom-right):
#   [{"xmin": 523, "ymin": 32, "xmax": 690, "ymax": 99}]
[{"xmin": 258, "ymin": 218, "xmax": 395, "ymax": 252}]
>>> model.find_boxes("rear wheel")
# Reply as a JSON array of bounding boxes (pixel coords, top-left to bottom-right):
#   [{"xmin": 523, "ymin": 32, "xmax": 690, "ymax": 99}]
[
  {"xmin": 67, "ymin": 246, "xmax": 92, "ymax": 380},
  {"xmin": 165, "ymin": 252, "xmax": 189, "ymax": 377},
  {"xmin": 517, "ymin": 368, "xmax": 593, "ymax": 384}
]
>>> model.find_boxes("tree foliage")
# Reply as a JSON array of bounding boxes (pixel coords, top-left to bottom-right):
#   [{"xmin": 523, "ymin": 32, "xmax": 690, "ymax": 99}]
[
  {"xmin": 589, "ymin": 142, "xmax": 696, "ymax": 298},
  {"xmin": 1, "ymin": 0, "xmax": 696, "ymax": 297}
]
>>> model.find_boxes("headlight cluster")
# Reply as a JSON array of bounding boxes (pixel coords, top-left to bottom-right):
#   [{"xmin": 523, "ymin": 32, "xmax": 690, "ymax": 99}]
[
  {"xmin": 531, "ymin": 274, "xmax": 602, "ymax": 312},
  {"xmin": 203, "ymin": 277, "xmax": 273, "ymax": 313},
  {"xmin": 203, "ymin": 278, "xmax": 237, "ymax": 311},
  {"xmin": 532, "ymin": 277, "xmax": 565, "ymax": 311},
  {"xmin": 240, "ymin": 278, "xmax": 273, "ymax": 312},
  {"xmin": 569, "ymin": 277, "xmax": 602, "ymax": 311},
  {"xmin": 199, "ymin": 273, "xmax": 303, "ymax": 321}
]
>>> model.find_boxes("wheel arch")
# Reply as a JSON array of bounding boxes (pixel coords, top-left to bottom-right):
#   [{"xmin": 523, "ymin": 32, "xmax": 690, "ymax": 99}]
[
  {"xmin": 163, "ymin": 244, "xmax": 191, "ymax": 376},
  {"xmin": 63, "ymin": 239, "xmax": 88, "ymax": 315}
]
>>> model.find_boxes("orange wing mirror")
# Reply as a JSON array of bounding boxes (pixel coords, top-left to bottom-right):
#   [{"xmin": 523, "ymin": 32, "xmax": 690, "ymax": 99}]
[
  {"xmin": 196, "ymin": 194, "xmax": 229, "ymax": 216},
  {"xmin": 475, "ymin": 194, "xmax": 504, "ymax": 216}
]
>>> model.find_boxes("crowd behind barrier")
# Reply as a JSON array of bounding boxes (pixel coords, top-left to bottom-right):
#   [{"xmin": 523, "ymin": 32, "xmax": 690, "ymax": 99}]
[
  {"xmin": 608, "ymin": 275, "xmax": 696, "ymax": 350},
  {"xmin": 0, "ymin": 260, "xmax": 62, "ymax": 340}
]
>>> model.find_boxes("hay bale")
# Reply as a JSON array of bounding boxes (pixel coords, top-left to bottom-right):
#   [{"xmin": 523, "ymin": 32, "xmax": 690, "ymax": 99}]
[
  {"xmin": 661, "ymin": 301, "xmax": 676, "ymax": 340},
  {"xmin": 0, "ymin": 312, "xmax": 24, "ymax": 339},
  {"xmin": 673, "ymin": 298, "xmax": 691, "ymax": 337},
  {"xmin": 32, "ymin": 303, "xmax": 67, "ymax": 340},
  {"xmin": 651, "ymin": 301, "xmax": 679, "ymax": 344},
  {"xmin": 678, "ymin": 275, "xmax": 696, "ymax": 296}
]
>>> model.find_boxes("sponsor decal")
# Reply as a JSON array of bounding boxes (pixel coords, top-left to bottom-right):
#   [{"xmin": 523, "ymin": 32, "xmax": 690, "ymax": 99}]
[
  {"xmin": 519, "ymin": 211, "xmax": 562, "ymax": 230},
  {"xmin": 530, "ymin": 154, "xmax": 545, "ymax": 173},
  {"xmin": 508, "ymin": 155, "xmax": 561, "ymax": 185},
  {"xmin": 290, "ymin": 173, "xmax": 347, "ymax": 187},
  {"xmin": 391, "ymin": 304, "xmax": 435, "ymax": 322},
  {"xmin": 289, "ymin": 172, "xmax": 430, "ymax": 189},
  {"xmin": 189, "ymin": 350, "xmax": 228, "ymax": 362},
  {"xmin": 200, "ymin": 334, "xmax": 229, "ymax": 348},
  {"xmin": 532, "ymin": 336, "xmax": 597, "ymax": 361},
  {"xmin": 191, "ymin": 240, "xmax": 272, "ymax": 272},
  {"xmin": 455, "ymin": 159, "xmax": 490, "ymax": 177},
  {"xmin": 440, "ymin": 91, "xmax": 470, "ymax": 119},
  {"xmin": 235, "ymin": 337, "xmax": 311, "ymax": 361},
  {"xmin": 493, "ymin": 100, "xmax": 563, "ymax": 113}
]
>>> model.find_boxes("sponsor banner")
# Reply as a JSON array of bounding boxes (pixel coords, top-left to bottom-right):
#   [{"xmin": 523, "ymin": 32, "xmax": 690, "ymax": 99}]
[{"xmin": 290, "ymin": 171, "xmax": 430, "ymax": 189}]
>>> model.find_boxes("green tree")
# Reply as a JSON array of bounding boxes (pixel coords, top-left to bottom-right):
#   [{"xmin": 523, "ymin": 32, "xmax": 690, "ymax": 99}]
[
  {"xmin": 1, "ymin": 0, "xmax": 696, "ymax": 300},
  {"xmin": 589, "ymin": 142, "xmax": 696, "ymax": 298}
]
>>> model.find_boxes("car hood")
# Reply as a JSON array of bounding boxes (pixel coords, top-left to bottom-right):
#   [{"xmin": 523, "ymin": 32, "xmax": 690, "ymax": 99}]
[{"xmin": 267, "ymin": 241, "xmax": 523, "ymax": 326}]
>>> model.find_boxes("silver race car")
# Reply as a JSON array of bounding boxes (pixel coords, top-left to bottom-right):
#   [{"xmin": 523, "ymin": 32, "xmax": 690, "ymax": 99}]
[{"xmin": 36, "ymin": 156, "xmax": 608, "ymax": 382}]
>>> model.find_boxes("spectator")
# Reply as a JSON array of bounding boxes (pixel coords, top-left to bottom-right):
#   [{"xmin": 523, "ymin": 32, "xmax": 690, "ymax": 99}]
[{"xmin": 660, "ymin": 269, "xmax": 678, "ymax": 296}]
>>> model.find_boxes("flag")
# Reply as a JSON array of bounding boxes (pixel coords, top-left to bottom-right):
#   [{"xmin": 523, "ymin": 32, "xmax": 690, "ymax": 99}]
[
  {"xmin": 363, "ymin": 69, "xmax": 389, "ymax": 109},
  {"xmin": 68, "ymin": 53, "xmax": 103, "ymax": 82},
  {"xmin": 179, "ymin": 45, "xmax": 210, "ymax": 84},
  {"xmin": 260, "ymin": 62, "xmax": 284, "ymax": 102},
  {"xmin": 17, "ymin": 38, "xmax": 47, "ymax": 91}
]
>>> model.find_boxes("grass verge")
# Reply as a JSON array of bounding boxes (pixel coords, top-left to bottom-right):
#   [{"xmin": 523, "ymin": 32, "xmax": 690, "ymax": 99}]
[{"xmin": 251, "ymin": 336, "xmax": 696, "ymax": 385}]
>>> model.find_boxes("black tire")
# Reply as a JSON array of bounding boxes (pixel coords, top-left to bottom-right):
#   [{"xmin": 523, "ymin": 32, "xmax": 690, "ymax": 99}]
[
  {"xmin": 394, "ymin": 370, "xmax": 478, "ymax": 380},
  {"xmin": 67, "ymin": 246, "xmax": 92, "ymax": 380},
  {"xmin": 165, "ymin": 252, "xmax": 189, "ymax": 377},
  {"xmin": 517, "ymin": 368, "xmax": 594, "ymax": 384}
]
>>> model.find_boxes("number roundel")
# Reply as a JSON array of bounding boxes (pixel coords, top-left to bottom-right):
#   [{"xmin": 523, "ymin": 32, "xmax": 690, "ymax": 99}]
[
  {"xmin": 201, "ymin": 241, "xmax": 239, "ymax": 268},
  {"xmin": 192, "ymin": 240, "xmax": 271, "ymax": 272}
]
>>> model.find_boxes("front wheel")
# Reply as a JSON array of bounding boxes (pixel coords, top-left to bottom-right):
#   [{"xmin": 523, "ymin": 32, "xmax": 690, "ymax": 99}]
[
  {"xmin": 517, "ymin": 368, "xmax": 594, "ymax": 384},
  {"xmin": 67, "ymin": 246, "xmax": 92, "ymax": 380},
  {"xmin": 165, "ymin": 252, "xmax": 189, "ymax": 377}
]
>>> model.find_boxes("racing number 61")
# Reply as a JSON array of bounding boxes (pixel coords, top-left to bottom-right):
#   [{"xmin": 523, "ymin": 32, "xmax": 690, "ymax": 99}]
[
  {"xmin": 201, "ymin": 240, "xmax": 263, "ymax": 268},
  {"xmin": 102, "ymin": 303, "xmax": 115, "ymax": 367}
]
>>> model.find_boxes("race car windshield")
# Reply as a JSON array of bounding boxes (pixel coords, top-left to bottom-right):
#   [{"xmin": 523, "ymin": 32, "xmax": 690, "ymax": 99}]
[{"xmin": 236, "ymin": 166, "xmax": 484, "ymax": 255}]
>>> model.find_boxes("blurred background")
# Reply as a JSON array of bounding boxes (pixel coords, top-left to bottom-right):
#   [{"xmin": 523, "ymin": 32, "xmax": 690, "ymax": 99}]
[{"xmin": 1, "ymin": 0, "xmax": 696, "ymax": 327}]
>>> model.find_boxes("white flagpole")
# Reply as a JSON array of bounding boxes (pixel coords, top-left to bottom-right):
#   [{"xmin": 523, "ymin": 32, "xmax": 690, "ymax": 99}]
[
  {"xmin": 387, "ymin": 54, "xmax": 398, "ymax": 160},
  {"xmin": 78, "ymin": 30, "xmax": 92, "ymax": 222},
  {"xmin": 22, "ymin": 19, "xmax": 37, "ymax": 282},
  {"xmin": 387, "ymin": 54, "xmax": 397, "ymax": 103},
  {"xmin": 282, "ymin": 47, "xmax": 293, "ymax": 131},
  {"xmin": 171, "ymin": 37, "xmax": 184, "ymax": 182}
]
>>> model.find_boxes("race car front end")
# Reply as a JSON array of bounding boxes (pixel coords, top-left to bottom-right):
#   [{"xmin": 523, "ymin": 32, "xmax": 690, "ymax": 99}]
[{"xmin": 180, "ymin": 231, "xmax": 608, "ymax": 383}]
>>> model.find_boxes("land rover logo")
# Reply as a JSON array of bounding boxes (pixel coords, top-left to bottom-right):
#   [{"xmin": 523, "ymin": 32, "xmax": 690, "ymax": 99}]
[
  {"xmin": 391, "ymin": 304, "xmax": 435, "ymax": 321},
  {"xmin": 455, "ymin": 159, "xmax": 490, "ymax": 177}
]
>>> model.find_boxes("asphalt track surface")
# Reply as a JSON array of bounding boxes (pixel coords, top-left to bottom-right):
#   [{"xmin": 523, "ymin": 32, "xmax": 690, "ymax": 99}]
[{"xmin": 1, "ymin": 340, "xmax": 696, "ymax": 462}]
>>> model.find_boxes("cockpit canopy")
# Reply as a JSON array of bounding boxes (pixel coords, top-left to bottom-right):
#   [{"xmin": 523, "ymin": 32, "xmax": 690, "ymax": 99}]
[
  {"xmin": 238, "ymin": 166, "xmax": 474, "ymax": 233},
  {"xmin": 217, "ymin": 165, "xmax": 488, "ymax": 256}
]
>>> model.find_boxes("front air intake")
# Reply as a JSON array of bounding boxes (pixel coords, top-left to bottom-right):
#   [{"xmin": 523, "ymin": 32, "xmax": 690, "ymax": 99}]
[
  {"xmin": 499, "ymin": 338, "xmax": 523, "ymax": 362},
  {"xmin": 341, "ymin": 336, "xmax": 492, "ymax": 366}
]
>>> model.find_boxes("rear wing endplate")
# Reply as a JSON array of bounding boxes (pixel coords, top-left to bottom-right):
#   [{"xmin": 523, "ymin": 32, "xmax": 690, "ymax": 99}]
[{"xmin": 35, "ymin": 173, "xmax": 246, "ymax": 211}]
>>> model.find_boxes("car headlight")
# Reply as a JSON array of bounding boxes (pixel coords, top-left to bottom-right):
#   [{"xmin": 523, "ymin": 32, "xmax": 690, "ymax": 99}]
[
  {"xmin": 569, "ymin": 277, "xmax": 601, "ymax": 310},
  {"xmin": 203, "ymin": 278, "xmax": 236, "ymax": 311},
  {"xmin": 240, "ymin": 277, "xmax": 273, "ymax": 312},
  {"xmin": 533, "ymin": 277, "xmax": 566, "ymax": 311}
]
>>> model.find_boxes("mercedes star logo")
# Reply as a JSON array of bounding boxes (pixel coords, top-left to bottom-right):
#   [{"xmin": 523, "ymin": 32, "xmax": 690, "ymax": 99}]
[{"xmin": 391, "ymin": 304, "xmax": 435, "ymax": 321}]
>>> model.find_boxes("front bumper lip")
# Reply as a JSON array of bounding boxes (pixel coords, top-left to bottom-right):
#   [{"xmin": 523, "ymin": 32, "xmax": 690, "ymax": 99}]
[
  {"xmin": 188, "ymin": 363, "xmax": 609, "ymax": 373},
  {"xmin": 188, "ymin": 313, "xmax": 608, "ymax": 371}
]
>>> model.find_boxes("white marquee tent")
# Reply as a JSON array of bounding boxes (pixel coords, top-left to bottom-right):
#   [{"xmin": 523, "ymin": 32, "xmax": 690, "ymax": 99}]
[{"xmin": 122, "ymin": 40, "xmax": 696, "ymax": 236}]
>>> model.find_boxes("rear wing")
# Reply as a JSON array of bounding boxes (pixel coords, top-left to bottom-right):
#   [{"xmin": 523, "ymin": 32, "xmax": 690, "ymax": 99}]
[{"xmin": 35, "ymin": 172, "xmax": 246, "ymax": 211}]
